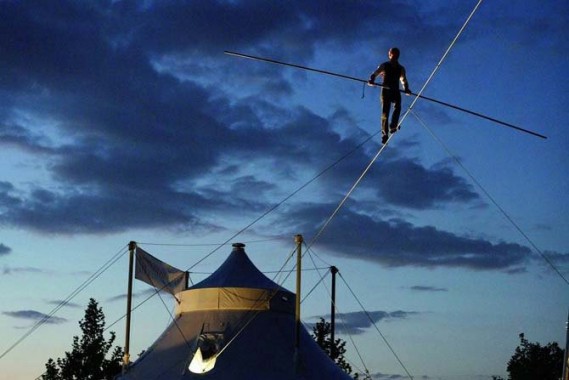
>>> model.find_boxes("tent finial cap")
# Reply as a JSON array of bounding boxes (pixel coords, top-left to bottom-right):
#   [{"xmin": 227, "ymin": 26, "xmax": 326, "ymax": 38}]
[{"xmin": 232, "ymin": 243, "xmax": 246, "ymax": 251}]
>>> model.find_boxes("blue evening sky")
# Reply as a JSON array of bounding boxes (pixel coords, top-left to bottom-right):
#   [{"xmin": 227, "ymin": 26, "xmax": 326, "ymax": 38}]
[{"xmin": 0, "ymin": 1, "xmax": 567, "ymax": 379}]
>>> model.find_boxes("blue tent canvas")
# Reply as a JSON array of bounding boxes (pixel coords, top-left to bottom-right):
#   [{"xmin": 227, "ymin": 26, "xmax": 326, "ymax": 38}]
[{"xmin": 119, "ymin": 243, "xmax": 352, "ymax": 380}]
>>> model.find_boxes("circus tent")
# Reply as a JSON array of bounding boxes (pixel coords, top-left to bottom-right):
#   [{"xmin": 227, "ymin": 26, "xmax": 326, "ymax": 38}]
[{"xmin": 118, "ymin": 242, "xmax": 352, "ymax": 380}]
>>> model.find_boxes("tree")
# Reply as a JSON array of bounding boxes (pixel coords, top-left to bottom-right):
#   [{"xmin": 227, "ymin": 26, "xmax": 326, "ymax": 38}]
[
  {"xmin": 311, "ymin": 317, "xmax": 355, "ymax": 377},
  {"xmin": 41, "ymin": 298, "xmax": 123, "ymax": 380},
  {"xmin": 505, "ymin": 333, "xmax": 563, "ymax": 380}
]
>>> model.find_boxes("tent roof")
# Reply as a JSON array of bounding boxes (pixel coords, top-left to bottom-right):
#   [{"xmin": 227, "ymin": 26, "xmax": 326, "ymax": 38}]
[
  {"xmin": 119, "ymin": 243, "xmax": 353, "ymax": 380},
  {"xmin": 120, "ymin": 309, "xmax": 353, "ymax": 380},
  {"xmin": 189, "ymin": 243, "xmax": 290, "ymax": 292}
]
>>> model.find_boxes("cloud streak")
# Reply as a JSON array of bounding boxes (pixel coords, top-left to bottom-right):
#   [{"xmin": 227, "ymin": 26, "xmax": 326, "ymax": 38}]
[
  {"xmin": 2, "ymin": 310, "xmax": 67, "ymax": 325},
  {"xmin": 2, "ymin": 266, "xmax": 46, "ymax": 275},
  {"xmin": 409, "ymin": 285, "xmax": 448, "ymax": 292},
  {"xmin": 0, "ymin": 243, "xmax": 12, "ymax": 256},
  {"xmin": 106, "ymin": 288, "xmax": 172, "ymax": 303},
  {"xmin": 45, "ymin": 300, "xmax": 82, "ymax": 309},
  {"xmin": 310, "ymin": 310, "xmax": 418, "ymax": 335},
  {"xmin": 283, "ymin": 204, "xmax": 533, "ymax": 271}
]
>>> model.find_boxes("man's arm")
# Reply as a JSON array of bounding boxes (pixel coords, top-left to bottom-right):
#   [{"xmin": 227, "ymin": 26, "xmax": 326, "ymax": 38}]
[
  {"xmin": 400, "ymin": 66, "xmax": 411, "ymax": 94},
  {"xmin": 369, "ymin": 63, "xmax": 385, "ymax": 84}
]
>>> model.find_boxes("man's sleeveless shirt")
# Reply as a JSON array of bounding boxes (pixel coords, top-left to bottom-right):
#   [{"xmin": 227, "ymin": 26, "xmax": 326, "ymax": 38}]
[{"xmin": 380, "ymin": 61, "xmax": 404, "ymax": 93}]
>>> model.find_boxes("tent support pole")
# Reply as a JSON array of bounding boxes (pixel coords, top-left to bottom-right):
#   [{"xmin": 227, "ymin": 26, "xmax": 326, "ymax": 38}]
[
  {"xmin": 123, "ymin": 241, "xmax": 136, "ymax": 373},
  {"xmin": 330, "ymin": 266, "xmax": 338, "ymax": 358},
  {"xmin": 294, "ymin": 234, "xmax": 303, "ymax": 350},
  {"xmin": 563, "ymin": 309, "xmax": 569, "ymax": 380}
]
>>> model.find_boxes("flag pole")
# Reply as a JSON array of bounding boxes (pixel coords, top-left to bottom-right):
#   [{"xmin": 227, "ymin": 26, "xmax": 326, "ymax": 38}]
[
  {"xmin": 293, "ymin": 234, "xmax": 304, "ymax": 373},
  {"xmin": 294, "ymin": 234, "xmax": 303, "ymax": 350},
  {"xmin": 563, "ymin": 309, "xmax": 569, "ymax": 380},
  {"xmin": 123, "ymin": 241, "xmax": 136, "ymax": 373},
  {"xmin": 330, "ymin": 266, "xmax": 338, "ymax": 358}
]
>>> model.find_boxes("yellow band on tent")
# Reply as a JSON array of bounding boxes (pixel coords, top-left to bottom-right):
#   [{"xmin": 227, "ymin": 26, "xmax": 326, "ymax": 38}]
[{"xmin": 175, "ymin": 287, "xmax": 294, "ymax": 315}]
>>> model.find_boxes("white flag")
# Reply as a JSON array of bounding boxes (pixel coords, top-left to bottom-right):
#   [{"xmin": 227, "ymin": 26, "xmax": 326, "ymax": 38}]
[{"xmin": 135, "ymin": 247, "xmax": 188, "ymax": 295}]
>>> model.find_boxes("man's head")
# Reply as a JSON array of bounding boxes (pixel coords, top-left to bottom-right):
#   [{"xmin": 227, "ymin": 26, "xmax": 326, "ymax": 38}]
[{"xmin": 389, "ymin": 47, "xmax": 400, "ymax": 60}]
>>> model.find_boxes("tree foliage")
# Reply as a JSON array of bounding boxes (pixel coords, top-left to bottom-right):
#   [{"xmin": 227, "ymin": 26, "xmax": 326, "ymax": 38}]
[
  {"xmin": 311, "ymin": 317, "xmax": 360, "ymax": 378},
  {"xmin": 41, "ymin": 298, "xmax": 123, "ymax": 380},
  {"xmin": 505, "ymin": 333, "xmax": 564, "ymax": 380}
]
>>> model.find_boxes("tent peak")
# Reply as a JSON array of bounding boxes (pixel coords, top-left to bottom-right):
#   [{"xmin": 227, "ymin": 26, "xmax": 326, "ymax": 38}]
[
  {"xmin": 232, "ymin": 242, "xmax": 246, "ymax": 251},
  {"xmin": 188, "ymin": 243, "xmax": 290, "ymax": 292}
]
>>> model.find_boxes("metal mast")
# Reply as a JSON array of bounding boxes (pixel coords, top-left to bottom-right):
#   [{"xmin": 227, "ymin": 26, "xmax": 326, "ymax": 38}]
[
  {"xmin": 123, "ymin": 241, "xmax": 136, "ymax": 373},
  {"xmin": 294, "ymin": 234, "xmax": 303, "ymax": 349},
  {"xmin": 330, "ymin": 265, "xmax": 338, "ymax": 358},
  {"xmin": 563, "ymin": 310, "xmax": 569, "ymax": 380}
]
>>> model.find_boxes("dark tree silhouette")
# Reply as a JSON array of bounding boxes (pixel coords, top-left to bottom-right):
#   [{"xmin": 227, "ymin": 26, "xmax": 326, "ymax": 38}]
[
  {"xmin": 311, "ymin": 317, "xmax": 356, "ymax": 377},
  {"xmin": 41, "ymin": 298, "xmax": 123, "ymax": 380},
  {"xmin": 505, "ymin": 333, "xmax": 563, "ymax": 380}
]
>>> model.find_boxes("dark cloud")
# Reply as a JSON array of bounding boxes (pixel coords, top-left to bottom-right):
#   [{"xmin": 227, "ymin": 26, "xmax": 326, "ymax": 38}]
[
  {"xmin": 123, "ymin": 0, "xmax": 448, "ymax": 63},
  {"xmin": 2, "ymin": 266, "xmax": 90, "ymax": 277},
  {"xmin": 45, "ymin": 300, "xmax": 82, "ymax": 309},
  {"xmin": 409, "ymin": 285, "xmax": 448, "ymax": 292},
  {"xmin": 310, "ymin": 310, "xmax": 418, "ymax": 335},
  {"xmin": 0, "ymin": 103, "xmax": 479, "ymax": 235},
  {"xmin": 0, "ymin": 1, "xmax": 557, "ymax": 279},
  {"xmin": 0, "ymin": 0, "xmax": 486, "ymax": 236},
  {"xmin": 0, "ymin": 182, "xmax": 201, "ymax": 233},
  {"xmin": 337, "ymin": 310, "xmax": 418, "ymax": 334},
  {"xmin": 0, "ymin": 123, "xmax": 54, "ymax": 154},
  {"xmin": 2, "ymin": 266, "xmax": 45, "ymax": 275},
  {"xmin": 283, "ymin": 204, "xmax": 533, "ymax": 271},
  {"xmin": 475, "ymin": 1, "xmax": 568, "ymax": 54},
  {"xmin": 542, "ymin": 251, "xmax": 569, "ymax": 275},
  {"xmin": 2, "ymin": 310, "xmax": 67, "ymax": 325},
  {"xmin": 0, "ymin": 243, "xmax": 11, "ymax": 256},
  {"xmin": 106, "ymin": 288, "xmax": 171, "ymax": 303},
  {"xmin": 546, "ymin": 251, "xmax": 569, "ymax": 264},
  {"xmin": 375, "ymin": 156, "xmax": 480, "ymax": 209}
]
